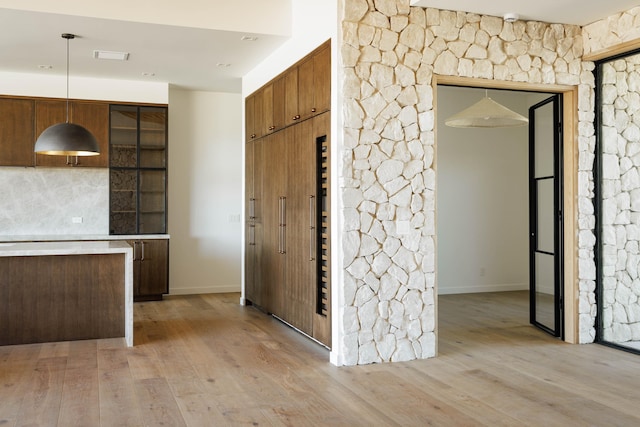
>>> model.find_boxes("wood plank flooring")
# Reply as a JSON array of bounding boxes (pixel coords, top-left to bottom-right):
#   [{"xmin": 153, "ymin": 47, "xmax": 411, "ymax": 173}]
[{"xmin": 1, "ymin": 291, "xmax": 640, "ymax": 426}]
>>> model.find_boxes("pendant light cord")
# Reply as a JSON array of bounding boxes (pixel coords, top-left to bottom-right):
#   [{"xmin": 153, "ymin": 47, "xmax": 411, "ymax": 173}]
[{"xmin": 65, "ymin": 34, "xmax": 70, "ymax": 123}]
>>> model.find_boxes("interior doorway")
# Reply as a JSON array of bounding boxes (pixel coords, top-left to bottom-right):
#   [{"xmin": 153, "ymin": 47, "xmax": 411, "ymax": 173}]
[{"xmin": 436, "ymin": 85, "xmax": 565, "ymax": 344}]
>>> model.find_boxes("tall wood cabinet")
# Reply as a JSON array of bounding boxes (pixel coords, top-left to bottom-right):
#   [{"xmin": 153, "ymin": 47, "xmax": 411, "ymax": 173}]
[{"xmin": 245, "ymin": 40, "xmax": 331, "ymax": 347}]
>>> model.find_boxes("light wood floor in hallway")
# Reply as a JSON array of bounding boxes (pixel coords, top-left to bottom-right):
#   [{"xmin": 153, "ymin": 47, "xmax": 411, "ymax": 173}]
[{"xmin": 2, "ymin": 291, "xmax": 640, "ymax": 426}]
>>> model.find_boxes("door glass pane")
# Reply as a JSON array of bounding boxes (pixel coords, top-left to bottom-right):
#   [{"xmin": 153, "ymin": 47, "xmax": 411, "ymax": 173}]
[
  {"xmin": 110, "ymin": 169, "xmax": 137, "ymax": 234},
  {"xmin": 110, "ymin": 106, "xmax": 138, "ymax": 168},
  {"xmin": 537, "ymin": 178, "xmax": 554, "ymax": 254},
  {"xmin": 139, "ymin": 107, "xmax": 166, "ymax": 168},
  {"xmin": 139, "ymin": 170, "xmax": 166, "ymax": 234},
  {"xmin": 534, "ymin": 102, "xmax": 554, "ymax": 178},
  {"xmin": 535, "ymin": 252, "xmax": 555, "ymax": 331}
]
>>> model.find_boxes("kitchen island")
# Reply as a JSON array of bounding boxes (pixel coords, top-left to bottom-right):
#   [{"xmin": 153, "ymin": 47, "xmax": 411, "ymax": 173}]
[{"xmin": 0, "ymin": 241, "xmax": 133, "ymax": 346}]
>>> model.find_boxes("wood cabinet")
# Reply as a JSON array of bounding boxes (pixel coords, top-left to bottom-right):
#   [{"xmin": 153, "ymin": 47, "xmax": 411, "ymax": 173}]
[
  {"xmin": 0, "ymin": 98, "xmax": 35, "ymax": 167},
  {"xmin": 109, "ymin": 105, "xmax": 168, "ymax": 235},
  {"xmin": 244, "ymin": 40, "xmax": 331, "ymax": 347},
  {"xmin": 245, "ymin": 139, "xmax": 264, "ymax": 308},
  {"xmin": 128, "ymin": 239, "xmax": 169, "ymax": 301},
  {"xmin": 35, "ymin": 100, "xmax": 109, "ymax": 167}
]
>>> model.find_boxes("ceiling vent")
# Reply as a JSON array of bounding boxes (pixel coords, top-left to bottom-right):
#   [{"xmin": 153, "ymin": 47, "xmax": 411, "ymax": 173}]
[{"xmin": 93, "ymin": 50, "xmax": 129, "ymax": 61}]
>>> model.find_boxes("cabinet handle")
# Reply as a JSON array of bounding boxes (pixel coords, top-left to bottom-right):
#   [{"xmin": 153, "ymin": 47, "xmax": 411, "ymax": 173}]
[
  {"xmin": 65, "ymin": 155, "xmax": 79, "ymax": 166},
  {"xmin": 311, "ymin": 108, "xmax": 317, "ymax": 113},
  {"xmin": 249, "ymin": 198, "xmax": 255, "ymax": 220},
  {"xmin": 141, "ymin": 241, "xmax": 146, "ymax": 261},
  {"xmin": 278, "ymin": 197, "xmax": 283, "ymax": 254},
  {"xmin": 251, "ymin": 134, "xmax": 256, "ymax": 139},
  {"xmin": 282, "ymin": 196, "xmax": 286, "ymax": 254},
  {"xmin": 309, "ymin": 195, "xmax": 315, "ymax": 261},
  {"xmin": 132, "ymin": 241, "xmax": 139, "ymax": 261},
  {"xmin": 269, "ymin": 126, "xmax": 275, "ymax": 131},
  {"xmin": 292, "ymin": 115, "xmax": 300, "ymax": 121},
  {"xmin": 249, "ymin": 223, "xmax": 255, "ymax": 246}
]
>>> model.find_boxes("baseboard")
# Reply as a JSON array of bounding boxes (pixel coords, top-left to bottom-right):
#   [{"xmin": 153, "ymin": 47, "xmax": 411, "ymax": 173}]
[
  {"xmin": 169, "ymin": 285, "xmax": 240, "ymax": 295},
  {"xmin": 438, "ymin": 283, "xmax": 527, "ymax": 295}
]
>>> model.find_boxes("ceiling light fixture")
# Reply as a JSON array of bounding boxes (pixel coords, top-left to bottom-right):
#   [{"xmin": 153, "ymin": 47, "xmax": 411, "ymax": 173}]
[
  {"xmin": 241, "ymin": 35, "xmax": 258, "ymax": 41},
  {"xmin": 503, "ymin": 13, "xmax": 519, "ymax": 23},
  {"xmin": 34, "ymin": 33, "xmax": 100, "ymax": 157},
  {"xmin": 445, "ymin": 90, "xmax": 529, "ymax": 128},
  {"xmin": 93, "ymin": 50, "xmax": 129, "ymax": 61}
]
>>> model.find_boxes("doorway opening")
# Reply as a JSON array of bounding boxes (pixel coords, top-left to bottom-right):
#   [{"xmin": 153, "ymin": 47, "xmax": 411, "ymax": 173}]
[{"xmin": 436, "ymin": 84, "xmax": 566, "ymax": 350}]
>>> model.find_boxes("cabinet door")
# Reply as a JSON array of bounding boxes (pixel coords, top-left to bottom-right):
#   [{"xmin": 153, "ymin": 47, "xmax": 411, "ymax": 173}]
[
  {"xmin": 245, "ymin": 139, "xmax": 264, "ymax": 307},
  {"xmin": 284, "ymin": 68, "xmax": 299, "ymax": 126},
  {"xmin": 34, "ymin": 100, "xmax": 67, "ymax": 167},
  {"xmin": 272, "ymin": 76, "xmax": 286, "ymax": 132},
  {"xmin": 298, "ymin": 56, "xmax": 315, "ymax": 122},
  {"xmin": 110, "ymin": 169, "xmax": 138, "ymax": 235},
  {"xmin": 138, "ymin": 239, "xmax": 169, "ymax": 299},
  {"xmin": 313, "ymin": 44, "xmax": 331, "ymax": 115},
  {"xmin": 261, "ymin": 133, "xmax": 287, "ymax": 316},
  {"xmin": 0, "ymin": 98, "xmax": 35, "ymax": 167},
  {"xmin": 245, "ymin": 95, "xmax": 255, "ymax": 142},
  {"xmin": 261, "ymin": 83, "xmax": 275, "ymax": 135},
  {"xmin": 71, "ymin": 101, "xmax": 109, "ymax": 167},
  {"xmin": 284, "ymin": 119, "xmax": 315, "ymax": 335}
]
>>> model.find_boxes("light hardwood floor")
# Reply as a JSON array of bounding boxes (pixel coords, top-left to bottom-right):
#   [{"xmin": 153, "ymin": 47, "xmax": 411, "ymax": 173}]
[{"xmin": 1, "ymin": 291, "xmax": 640, "ymax": 426}]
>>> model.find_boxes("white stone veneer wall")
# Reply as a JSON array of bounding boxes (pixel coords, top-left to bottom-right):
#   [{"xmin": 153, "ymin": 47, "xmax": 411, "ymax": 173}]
[
  {"xmin": 600, "ymin": 56, "xmax": 640, "ymax": 344},
  {"xmin": 339, "ymin": 0, "xmax": 597, "ymax": 365},
  {"xmin": 583, "ymin": 7, "xmax": 640, "ymax": 57}
]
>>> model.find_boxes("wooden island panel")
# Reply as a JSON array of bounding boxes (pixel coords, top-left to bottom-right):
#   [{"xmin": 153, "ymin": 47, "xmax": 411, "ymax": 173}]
[{"xmin": 0, "ymin": 253, "xmax": 125, "ymax": 346}]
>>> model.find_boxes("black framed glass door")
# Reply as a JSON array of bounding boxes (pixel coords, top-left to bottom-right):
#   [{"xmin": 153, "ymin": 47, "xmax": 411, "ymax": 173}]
[{"xmin": 529, "ymin": 95, "xmax": 564, "ymax": 338}]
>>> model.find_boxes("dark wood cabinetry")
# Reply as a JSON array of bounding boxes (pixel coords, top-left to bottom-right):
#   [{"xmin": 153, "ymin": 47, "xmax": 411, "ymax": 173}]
[
  {"xmin": 0, "ymin": 98, "xmax": 35, "ymax": 167},
  {"xmin": 246, "ymin": 40, "xmax": 332, "ymax": 347},
  {"xmin": 35, "ymin": 100, "xmax": 110, "ymax": 167},
  {"xmin": 128, "ymin": 239, "xmax": 169, "ymax": 301}
]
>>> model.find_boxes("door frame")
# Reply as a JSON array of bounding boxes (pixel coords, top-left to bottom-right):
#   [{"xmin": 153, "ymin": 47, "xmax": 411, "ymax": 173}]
[{"xmin": 434, "ymin": 75, "xmax": 579, "ymax": 344}]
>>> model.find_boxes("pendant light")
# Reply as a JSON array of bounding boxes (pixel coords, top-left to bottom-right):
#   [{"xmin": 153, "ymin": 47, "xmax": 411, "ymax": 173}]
[
  {"xmin": 445, "ymin": 90, "xmax": 529, "ymax": 128},
  {"xmin": 34, "ymin": 33, "xmax": 100, "ymax": 156}
]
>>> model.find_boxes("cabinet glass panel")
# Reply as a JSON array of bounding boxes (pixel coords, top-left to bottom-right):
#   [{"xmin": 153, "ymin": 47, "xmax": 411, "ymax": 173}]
[
  {"xmin": 110, "ymin": 169, "xmax": 137, "ymax": 234},
  {"xmin": 139, "ymin": 107, "xmax": 167, "ymax": 168},
  {"xmin": 110, "ymin": 105, "xmax": 138, "ymax": 168},
  {"xmin": 139, "ymin": 170, "xmax": 166, "ymax": 234}
]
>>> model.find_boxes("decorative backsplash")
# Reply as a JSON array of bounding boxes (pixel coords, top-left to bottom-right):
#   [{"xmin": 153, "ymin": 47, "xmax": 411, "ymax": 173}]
[{"xmin": 0, "ymin": 167, "xmax": 109, "ymax": 235}]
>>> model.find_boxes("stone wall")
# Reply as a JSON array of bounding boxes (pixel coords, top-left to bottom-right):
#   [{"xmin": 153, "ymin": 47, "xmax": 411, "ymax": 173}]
[
  {"xmin": 583, "ymin": 7, "xmax": 640, "ymax": 57},
  {"xmin": 600, "ymin": 55, "xmax": 640, "ymax": 344},
  {"xmin": 339, "ymin": 0, "xmax": 597, "ymax": 365}
]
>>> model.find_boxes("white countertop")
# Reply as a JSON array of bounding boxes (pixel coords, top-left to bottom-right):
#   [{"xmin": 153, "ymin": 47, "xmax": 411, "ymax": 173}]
[
  {"xmin": 0, "ymin": 234, "xmax": 170, "ymax": 243},
  {"xmin": 0, "ymin": 240, "xmax": 133, "ymax": 257}
]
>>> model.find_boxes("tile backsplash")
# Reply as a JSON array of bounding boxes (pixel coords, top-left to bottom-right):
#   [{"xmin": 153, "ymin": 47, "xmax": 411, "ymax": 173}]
[{"xmin": 0, "ymin": 167, "xmax": 108, "ymax": 235}]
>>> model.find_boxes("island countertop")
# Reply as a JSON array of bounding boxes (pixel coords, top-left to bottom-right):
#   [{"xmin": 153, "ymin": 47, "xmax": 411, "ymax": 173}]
[
  {"xmin": 0, "ymin": 234, "xmax": 170, "ymax": 243},
  {"xmin": 0, "ymin": 240, "xmax": 134, "ymax": 257}
]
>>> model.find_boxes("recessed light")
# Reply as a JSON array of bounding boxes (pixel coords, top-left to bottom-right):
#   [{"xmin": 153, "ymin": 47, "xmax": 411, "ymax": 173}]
[
  {"xmin": 93, "ymin": 50, "xmax": 129, "ymax": 61},
  {"xmin": 38, "ymin": 65, "xmax": 53, "ymax": 70},
  {"xmin": 216, "ymin": 63, "xmax": 231, "ymax": 68},
  {"xmin": 241, "ymin": 36, "xmax": 258, "ymax": 41},
  {"xmin": 142, "ymin": 72, "xmax": 155, "ymax": 77},
  {"xmin": 503, "ymin": 13, "xmax": 519, "ymax": 23}
]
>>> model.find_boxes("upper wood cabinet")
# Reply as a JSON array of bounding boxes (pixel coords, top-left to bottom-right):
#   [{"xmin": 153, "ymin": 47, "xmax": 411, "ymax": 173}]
[
  {"xmin": 35, "ymin": 100, "xmax": 109, "ymax": 168},
  {"xmin": 245, "ymin": 40, "xmax": 331, "ymax": 139},
  {"xmin": 0, "ymin": 98, "xmax": 35, "ymax": 167}
]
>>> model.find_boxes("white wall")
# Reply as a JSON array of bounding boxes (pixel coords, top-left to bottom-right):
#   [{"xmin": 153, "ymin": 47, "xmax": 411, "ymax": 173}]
[
  {"xmin": 168, "ymin": 89, "xmax": 243, "ymax": 294},
  {"xmin": 437, "ymin": 86, "xmax": 546, "ymax": 295}
]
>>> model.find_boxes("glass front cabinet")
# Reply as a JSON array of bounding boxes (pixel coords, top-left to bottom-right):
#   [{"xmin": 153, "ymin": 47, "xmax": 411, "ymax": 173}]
[{"xmin": 110, "ymin": 105, "xmax": 168, "ymax": 235}]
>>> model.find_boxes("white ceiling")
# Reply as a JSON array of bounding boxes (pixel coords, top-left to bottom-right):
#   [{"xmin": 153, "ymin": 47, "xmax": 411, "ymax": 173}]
[
  {"xmin": 410, "ymin": 0, "xmax": 640, "ymax": 26},
  {"xmin": 1, "ymin": 2, "xmax": 640, "ymax": 94},
  {"xmin": 0, "ymin": 7, "xmax": 288, "ymax": 93}
]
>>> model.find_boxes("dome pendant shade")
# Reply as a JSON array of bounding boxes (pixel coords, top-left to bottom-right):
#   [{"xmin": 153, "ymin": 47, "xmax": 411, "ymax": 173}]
[
  {"xmin": 34, "ymin": 123, "xmax": 100, "ymax": 156},
  {"xmin": 445, "ymin": 96, "xmax": 529, "ymax": 128}
]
